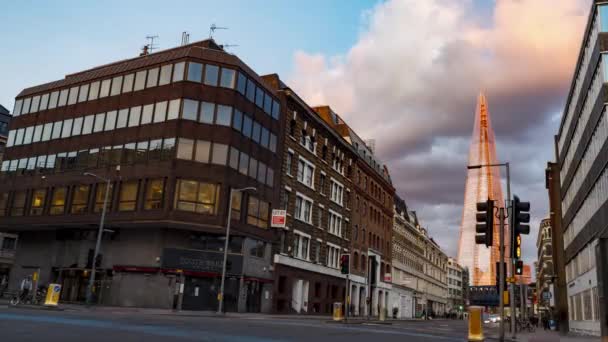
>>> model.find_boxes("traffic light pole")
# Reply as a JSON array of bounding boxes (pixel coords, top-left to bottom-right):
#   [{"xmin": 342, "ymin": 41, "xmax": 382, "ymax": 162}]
[{"xmin": 499, "ymin": 207, "xmax": 506, "ymax": 342}]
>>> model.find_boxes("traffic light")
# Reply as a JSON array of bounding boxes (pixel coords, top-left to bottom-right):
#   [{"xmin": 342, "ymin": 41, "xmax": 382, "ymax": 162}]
[
  {"xmin": 340, "ymin": 254, "xmax": 350, "ymax": 275},
  {"xmin": 515, "ymin": 260, "xmax": 523, "ymax": 275},
  {"xmin": 475, "ymin": 199, "xmax": 494, "ymax": 247},
  {"xmin": 511, "ymin": 195, "xmax": 530, "ymax": 260}
]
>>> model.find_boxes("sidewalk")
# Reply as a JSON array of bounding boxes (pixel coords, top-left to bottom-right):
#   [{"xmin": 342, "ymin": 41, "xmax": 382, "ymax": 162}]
[{"xmin": 486, "ymin": 330, "xmax": 600, "ymax": 342}]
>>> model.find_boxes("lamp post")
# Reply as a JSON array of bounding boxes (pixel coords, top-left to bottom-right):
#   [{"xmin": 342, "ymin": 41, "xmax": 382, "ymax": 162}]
[
  {"xmin": 467, "ymin": 162, "xmax": 510, "ymax": 341},
  {"xmin": 217, "ymin": 186, "xmax": 256, "ymax": 314},
  {"xmin": 83, "ymin": 172, "xmax": 111, "ymax": 306}
]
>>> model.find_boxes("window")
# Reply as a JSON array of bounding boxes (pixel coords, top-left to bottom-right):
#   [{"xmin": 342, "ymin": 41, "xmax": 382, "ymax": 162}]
[
  {"xmin": 239, "ymin": 152, "xmax": 249, "ymax": 175},
  {"xmin": 30, "ymin": 189, "xmax": 46, "ymax": 215},
  {"xmin": 220, "ymin": 68, "xmax": 236, "ymax": 88},
  {"xmin": 327, "ymin": 244, "xmax": 340, "ymax": 268},
  {"xmin": 293, "ymin": 231, "xmax": 311, "ymax": 260},
  {"xmin": 204, "ymin": 64, "xmax": 219, "ymax": 86},
  {"xmin": 286, "ymin": 152, "xmax": 293, "ymax": 176},
  {"xmin": 294, "ymin": 193, "xmax": 313, "ymax": 223},
  {"xmin": 232, "ymin": 109, "xmax": 243, "ymax": 131},
  {"xmin": 72, "ymin": 117, "xmax": 83, "ymax": 136},
  {"xmin": 173, "ymin": 62, "xmax": 185, "ymax": 82},
  {"xmin": 269, "ymin": 133, "xmax": 277, "ymax": 153},
  {"xmin": 231, "ymin": 191, "xmax": 242, "ymax": 221},
  {"xmin": 297, "ymin": 158, "xmax": 315, "ymax": 188},
  {"xmin": 177, "ymin": 138, "xmax": 194, "ymax": 160},
  {"xmin": 247, "ymin": 196, "xmax": 269, "ymax": 228},
  {"xmin": 200, "ymin": 102, "xmax": 214, "ymax": 123},
  {"xmin": 187, "ymin": 62, "xmax": 203, "ymax": 82},
  {"xmin": 134, "ymin": 70, "xmax": 147, "ymax": 91},
  {"xmin": 61, "ymin": 119, "xmax": 73, "ymax": 138},
  {"xmin": 23, "ymin": 126, "xmax": 34, "ymax": 144},
  {"xmin": 249, "ymin": 240, "xmax": 265, "ymax": 258},
  {"xmin": 82, "ymin": 115, "xmax": 94, "ymax": 135},
  {"xmin": 195, "ymin": 140, "xmax": 211, "ymax": 163},
  {"xmin": 67, "ymin": 87, "xmax": 78, "ymax": 105},
  {"xmin": 229, "ymin": 147, "xmax": 239, "ymax": 170},
  {"xmin": 116, "ymin": 109, "xmax": 129, "ymax": 129},
  {"xmin": 242, "ymin": 115, "xmax": 252, "ymax": 137},
  {"xmin": 93, "ymin": 113, "xmax": 105, "ymax": 132},
  {"xmin": 182, "ymin": 99, "xmax": 199, "ymax": 121},
  {"xmin": 264, "ymin": 93, "xmax": 272, "ymax": 115},
  {"xmin": 252, "ymin": 122, "xmax": 261, "ymax": 143},
  {"xmin": 10, "ymin": 191, "xmax": 27, "ymax": 216},
  {"xmin": 175, "ymin": 179, "xmax": 219, "ymax": 215},
  {"xmin": 58, "ymin": 89, "xmax": 69, "ymax": 106},
  {"xmin": 248, "ymin": 158, "xmax": 258, "ymax": 179},
  {"xmin": 159, "ymin": 64, "xmax": 172, "ymax": 86},
  {"xmin": 261, "ymin": 128, "xmax": 270, "ymax": 148},
  {"xmin": 1, "ymin": 237, "xmax": 16, "ymax": 250},
  {"xmin": 317, "ymin": 207, "xmax": 323, "ymax": 228},
  {"xmin": 122, "ymin": 74, "xmax": 134, "ymax": 93},
  {"xmin": 236, "ymin": 72, "xmax": 247, "ymax": 95},
  {"xmin": 257, "ymin": 162, "xmax": 267, "ymax": 184},
  {"xmin": 119, "ymin": 181, "xmax": 138, "ymax": 211},
  {"xmin": 94, "ymin": 183, "xmax": 113, "ymax": 213},
  {"xmin": 51, "ymin": 121, "xmax": 62, "ymax": 140},
  {"xmin": 154, "ymin": 101, "xmax": 167, "ymax": 123},
  {"xmin": 31, "ymin": 95, "xmax": 41, "ymax": 112},
  {"xmin": 145, "ymin": 179, "xmax": 164, "ymax": 210},
  {"xmin": 110, "ymin": 76, "xmax": 122, "ymax": 96},
  {"xmin": 141, "ymin": 104, "xmax": 154, "ymax": 125},
  {"xmin": 123, "ymin": 143, "xmax": 136, "ymax": 164},
  {"xmin": 211, "ymin": 143, "xmax": 228, "ymax": 165},
  {"xmin": 266, "ymin": 169, "xmax": 274, "ymax": 187},
  {"xmin": 330, "ymin": 179, "xmax": 344, "ymax": 206},
  {"xmin": 246, "ymin": 79, "xmax": 255, "ymax": 102},
  {"xmin": 99, "ymin": 79, "xmax": 111, "ymax": 98},
  {"xmin": 216, "ymin": 105, "xmax": 232, "ymax": 126},
  {"xmin": 129, "ymin": 106, "xmax": 141, "ymax": 127},
  {"xmin": 71, "ymin": 185, "xmax": 90, "ymax": 214},
  {"xmin": 328, "ymin": 211, "xmax": 343, "ymax": 237},
  {"xmin": 255, "ymin": 87, "xmax": 264, "ymax": 108},
  {"xmin": 50, "ymin": 187, "xmax": 67, "ymax": 215},
  {"xmin": 49, "ymin": 91, "xmax": 60, "ymax": 108},
  {"xmin": 146, "ymin": 67, "xmax": 159, "ymax": 88},
  {"xmin": 135, "ymin": 141, "xmax": 148, "ymax": 163},
  {"xmin": 161, "ymin": 138, "xmax": 176, "ymax": 160},
  {"xmin": 167, "ymin": 99, "xmax": 180, "ymax": 120},
  {"xmin": 319, "ymin": 174, "xmax": 326, "ymax": 195}
]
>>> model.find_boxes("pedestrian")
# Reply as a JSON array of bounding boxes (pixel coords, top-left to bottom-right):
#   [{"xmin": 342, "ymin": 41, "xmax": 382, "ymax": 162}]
[{"xmin": 19, "ymin": 275, "xmax": 33, "ymax": 302}]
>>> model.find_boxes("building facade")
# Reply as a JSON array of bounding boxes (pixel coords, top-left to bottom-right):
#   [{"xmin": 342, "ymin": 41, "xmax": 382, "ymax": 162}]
[
  {"xmin": 554, "ymin": 1, "xmax": 608, "ymax": 336},
  {"xmin": 0, "ymin": 39, "xmax": 283, "ymax": 312},
  {"xmin": 457, "ymin": 93, "xmax": 508, "ymax": 286},
  {"xmin": 0, "ymin": 105, "xmax": 10, "ymax": 163},
  {"xmin": 423, "ymin": 233, "xmax": 448, "ymax": 317},
  {"xmin": 0, "ymin": 232, "xmax": 17, "ymax": 289},
  {"xmin": 447, "ymin": 257, "xmax": 464, "ymax": 316},
  {"xmin": 536, "ymin": 218, "xmax": 554, "ymax": 321}
]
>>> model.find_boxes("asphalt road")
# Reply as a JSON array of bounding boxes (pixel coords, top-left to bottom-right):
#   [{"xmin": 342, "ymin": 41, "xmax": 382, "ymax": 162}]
[{"xmin": 0, "ymin": 307, "xmax": 469, "ymax": 342}]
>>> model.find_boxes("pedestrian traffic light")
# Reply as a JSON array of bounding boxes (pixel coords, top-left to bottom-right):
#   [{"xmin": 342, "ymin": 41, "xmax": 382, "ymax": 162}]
[
  {"xmin": 475, "ymin": 199, "xmax": 494, "ymax": 247},
  {"xmin": 515, "ymin": 260, "xmax": 523, "ymax": 275},
  {"xmin": 511, "ymin": 195, "xmax": 530, "ymax": 260},
  {"xmin": 340, "ymin": 254, "xmax": 350, "ymax": 275}
]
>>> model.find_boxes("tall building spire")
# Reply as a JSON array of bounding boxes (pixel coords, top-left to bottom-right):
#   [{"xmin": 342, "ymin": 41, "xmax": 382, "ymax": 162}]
[{"xmin": 457, "ymin": 93, "xmax": 507, "ymax": 286}]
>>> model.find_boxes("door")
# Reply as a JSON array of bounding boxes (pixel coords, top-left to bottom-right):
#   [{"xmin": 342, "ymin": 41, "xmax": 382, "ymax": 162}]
[{"xmin": 245, "ymin": 280, "xmax": 261, "ymax": 313}]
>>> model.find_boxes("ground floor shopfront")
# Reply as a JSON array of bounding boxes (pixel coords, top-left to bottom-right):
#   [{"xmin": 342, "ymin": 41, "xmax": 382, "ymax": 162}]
[{"xmin": 8, "ymin": 228, "xmax": 274, "ymax": 313}]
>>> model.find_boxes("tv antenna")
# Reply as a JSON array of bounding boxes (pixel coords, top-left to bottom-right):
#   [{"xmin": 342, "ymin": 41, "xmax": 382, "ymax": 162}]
[
  {"xmin": 146, "ymin": 35, "xmax": 159, "ymax": 52},
  {"xmin": 209, "ymin": 24, "xmax": 228, "ymax": 39},
  {"xmin": 219, "ymin": 44, "xmax": 239, "ymax": 51}
]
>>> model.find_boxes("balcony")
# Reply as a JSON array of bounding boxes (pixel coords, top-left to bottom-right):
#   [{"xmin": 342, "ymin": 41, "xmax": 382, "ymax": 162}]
[{"xmin": 0, "ymin": 248, "xmax": 16, "ymax": 261}]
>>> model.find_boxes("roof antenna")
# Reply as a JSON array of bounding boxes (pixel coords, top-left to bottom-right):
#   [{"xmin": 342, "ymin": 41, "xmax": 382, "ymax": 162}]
[
  {"xmin": 209, "ymin": 24, "xmax": 228, "ymax": 39},
  {"xmin": 146, "ymin": 35, "xmax": 159, "ymax": 52},
  {"xmin": 181, "ymin": 31, "xmax": 190, "ymax": 46},
  {"xmin": 219, "ymin": 43, "xmax": 239, "ymax": 51}
]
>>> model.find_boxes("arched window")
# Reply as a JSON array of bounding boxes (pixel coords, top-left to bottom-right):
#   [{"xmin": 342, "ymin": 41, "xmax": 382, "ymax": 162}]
[{"xmin": 354, "ymin": 252, "xmax": 359, "ymax": 269}]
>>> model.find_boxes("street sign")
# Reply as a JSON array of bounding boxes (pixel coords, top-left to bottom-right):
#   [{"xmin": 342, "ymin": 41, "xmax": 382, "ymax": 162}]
[
  {"xmin": 384, "ymin": 273, "xmax": 392, "ymax": 282},
  {"xmin": 271, "ymin": 209, "xmax": 286, "ymax": 228}
]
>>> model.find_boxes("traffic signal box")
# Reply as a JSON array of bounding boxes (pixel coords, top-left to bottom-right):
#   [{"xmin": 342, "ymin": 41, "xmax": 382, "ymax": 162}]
[
  {"xmin": 511, "ymin": 195, "xmax": 530, "ymax": 260},
  {"xmin": 340, "ymin": 254, "xmax": 350, "ymax": 275},
  {"xmin": 475, "ymin": 199, "xmax": 494, "ymax": 247}
]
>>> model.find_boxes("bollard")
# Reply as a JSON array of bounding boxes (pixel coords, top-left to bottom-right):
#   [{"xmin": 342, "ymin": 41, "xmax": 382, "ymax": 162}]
[
  {"xmin": 333, "ymin": 302, "xmax": 344, "ymax": 321},
  {"xmin": 468, "ymin": 306, "xmax": 484, "ymax": 341}
]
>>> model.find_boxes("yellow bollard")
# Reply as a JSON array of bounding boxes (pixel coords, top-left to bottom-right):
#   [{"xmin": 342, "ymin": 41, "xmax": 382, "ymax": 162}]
[
  {"xmin": 468, "ymin": 306, "xmax": 484, "ymax": 341},
  {"xmin": 333, "ymin": 302, "xmax": 344, "ymax": 321}
]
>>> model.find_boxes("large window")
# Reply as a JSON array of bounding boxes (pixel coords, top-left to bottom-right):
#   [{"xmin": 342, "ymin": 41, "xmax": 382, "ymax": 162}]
[
  {"xmin": 230, "ymin": 191, "xmax": 242, "ymax": 221},
  {"xmin": 177, "ymin": 138, "xmax": 194, "ymax": 160},
  {"xmin": 293, "ymin": 231, "xmax": 311, "ymax": 260},
  {"xmin": 50, "ymin": 187, "xmax": 67, "ymax": 215},
  {"xmin": 328, "ymin": 210, "xmax": 343, "ymax": 237},
  {"xmin": 144, "ymin": 179, "xmax": 165, "ymax": 210},
  {"xmin": 220, "ymin": 68, "xmax": 236, "ymax": 88},
  {"xmin": 204, "ymin": 64, "xmax": 219, "ymax": 86},
  {"xmin": 297, "ymin": 158, "xmax": 315, "ymax": 188},
  {"xmin": 327, "ymin": 244, "xmax": 340, "ymax": 268},
  {"xmin": 247, "ymin": 196, "xmax": 269, "ymax": 229},
  {"xmin": 294, "ymin": 193, "xmax": 313, "ymax": 224},
  {"xmin": 10, "ymin": 191, "xmax": 27, "ymax": 216},
  {"xmin": 330, "ymin": 179, "xmax": 344, "ymax": 206},
  {"xmin": 175, "ymin": 179, "xmax": 219, "ymax": 215},
  {"xmin": 94, "ymin": 183, "xmax": 113, "ymax": 213},
  {"xmin": 187, "ymin": 62, "xmax": 203, "ymax": 82},
  {"xmin": 30, "ymin": 189, "xmax": 47, "ymax": 215},
  {"xmin": 119, "ymin": 181, "xmax": 139, "ymax": 211},
  {"xmin": 71, "ymin": 185, "xmax": 90, "ymax": 214}
]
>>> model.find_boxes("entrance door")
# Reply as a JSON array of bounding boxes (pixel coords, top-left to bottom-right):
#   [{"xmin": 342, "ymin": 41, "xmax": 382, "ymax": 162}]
[
  {"xmin": 182, "ymin": 277, "xmax": 217, "ymax": 311},
  {"xmin": 245, "ymin": 280, "xmax": 261, "ymax": 313}
]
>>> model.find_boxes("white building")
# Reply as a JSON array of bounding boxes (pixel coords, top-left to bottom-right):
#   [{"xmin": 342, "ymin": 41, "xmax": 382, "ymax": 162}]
[
  {"xmin": 447, "ymin": 258, "xmax": 464, "ymax": 316},
  {"xmin": 554, "ymin": 1, "xmax": 608, "ymax": 336}
]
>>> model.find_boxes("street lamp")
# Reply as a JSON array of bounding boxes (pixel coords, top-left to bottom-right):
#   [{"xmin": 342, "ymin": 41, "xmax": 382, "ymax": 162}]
[
  {"xmin": 217, "ymin": 186, "xmax": 256, "ymax": 314},
  {"xmin": 467, "ymin": 162, "xmax": 511, "ymax": 341},
  {"xmin": 83, "ymin": 172, "xmax": 111, "ymax": 306}
]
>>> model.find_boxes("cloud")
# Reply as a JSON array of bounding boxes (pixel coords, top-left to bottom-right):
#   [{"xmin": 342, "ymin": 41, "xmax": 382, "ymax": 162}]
[{"xmin": 288, "ymin": 0, "xmax": 588, "ymax": 262}]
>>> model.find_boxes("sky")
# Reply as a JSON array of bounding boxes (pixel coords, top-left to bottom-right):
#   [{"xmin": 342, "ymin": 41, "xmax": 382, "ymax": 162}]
[{"xmin": 0, "ymin": 0, "xmax": 591, "ymax": 270}]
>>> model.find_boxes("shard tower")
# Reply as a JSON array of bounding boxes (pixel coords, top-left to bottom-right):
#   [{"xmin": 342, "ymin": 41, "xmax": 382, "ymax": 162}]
[{"xmin": 457, "ymin": 93, "xmax": 507, "ymax": 286}]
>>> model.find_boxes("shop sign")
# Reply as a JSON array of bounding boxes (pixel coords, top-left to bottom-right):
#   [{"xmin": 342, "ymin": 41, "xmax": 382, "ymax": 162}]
[
  {"xmin": 161, "ymin": 248, "xmax": 243, "ymax": 275},
  {"xmin": 271, "ymin": 210, "xmax": 287, "ymax": 228}
]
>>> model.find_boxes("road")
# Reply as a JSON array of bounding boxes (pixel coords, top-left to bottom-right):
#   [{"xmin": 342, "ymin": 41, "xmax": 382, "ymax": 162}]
[{"xmin": 0, "ymin": 307, "xmax": 468, "ymax": 342}]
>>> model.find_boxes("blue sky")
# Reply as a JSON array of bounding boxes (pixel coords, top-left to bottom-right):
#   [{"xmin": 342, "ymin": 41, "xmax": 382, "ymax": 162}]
[{"xmin": 0, "ymin": 0, "xmax": 380, "ymax": 109}]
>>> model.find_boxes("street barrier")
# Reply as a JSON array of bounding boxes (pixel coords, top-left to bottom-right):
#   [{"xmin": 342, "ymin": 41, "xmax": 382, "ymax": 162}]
[
  {"xmin": 44, "ymin": 284, "xmax": 62, "ymax": 307},
  {"xmin": 332, "ymin": 302, "xmax": 343, "ymax": 321},
  {"xmin": 468, "ymin": 306, "xmax": 484, "ymax": 341}
]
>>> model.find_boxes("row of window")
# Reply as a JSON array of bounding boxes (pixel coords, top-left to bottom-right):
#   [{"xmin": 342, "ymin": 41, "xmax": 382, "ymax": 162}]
[
  {"xmin": 7, "ymin": 98, "xmax": 278, "ymax": 156},
  {"xmin": 568, "ymin": 287, "xmax": 601, "ymax": 322},
  {"xmin": 291, "ymin": 230, "xmax": 346, "ymax": 271},
  {"xmin": 0, "ymin": 178, "xmax": 272, "ymax": 229},
  {"xmin": 560, "ymin": 59, "xmax": 603, "ymax": 188},
  {"xmin": 2, "ymin": 137, "xmax": 176, "ymax": 173},
  {"xmin": 175, "ymin": 138, "xmax": 274, "ymax": 188},
  {"xmin": 565, "ymin": 241, "xmax": 597, "ymax": 283},
  {"xmin": 12, "ymin": 61, "xmax": 280, "ymax": 121},
  {"xmin": 558, "ymin": 8, "xmax": 601, "ymax": 153},
  {"xmin": 564, "ymin": 165, "xmax": 608, "ymax": 248},
  {"xmin": 562, "ymin": 106, "xmax": 608, "ymax": 215}
]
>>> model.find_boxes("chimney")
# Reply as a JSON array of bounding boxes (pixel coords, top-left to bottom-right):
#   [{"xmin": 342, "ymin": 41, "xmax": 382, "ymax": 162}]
[{"xmin": 140, "ymin": 45, "xmax": 149, "ymax": 57}]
